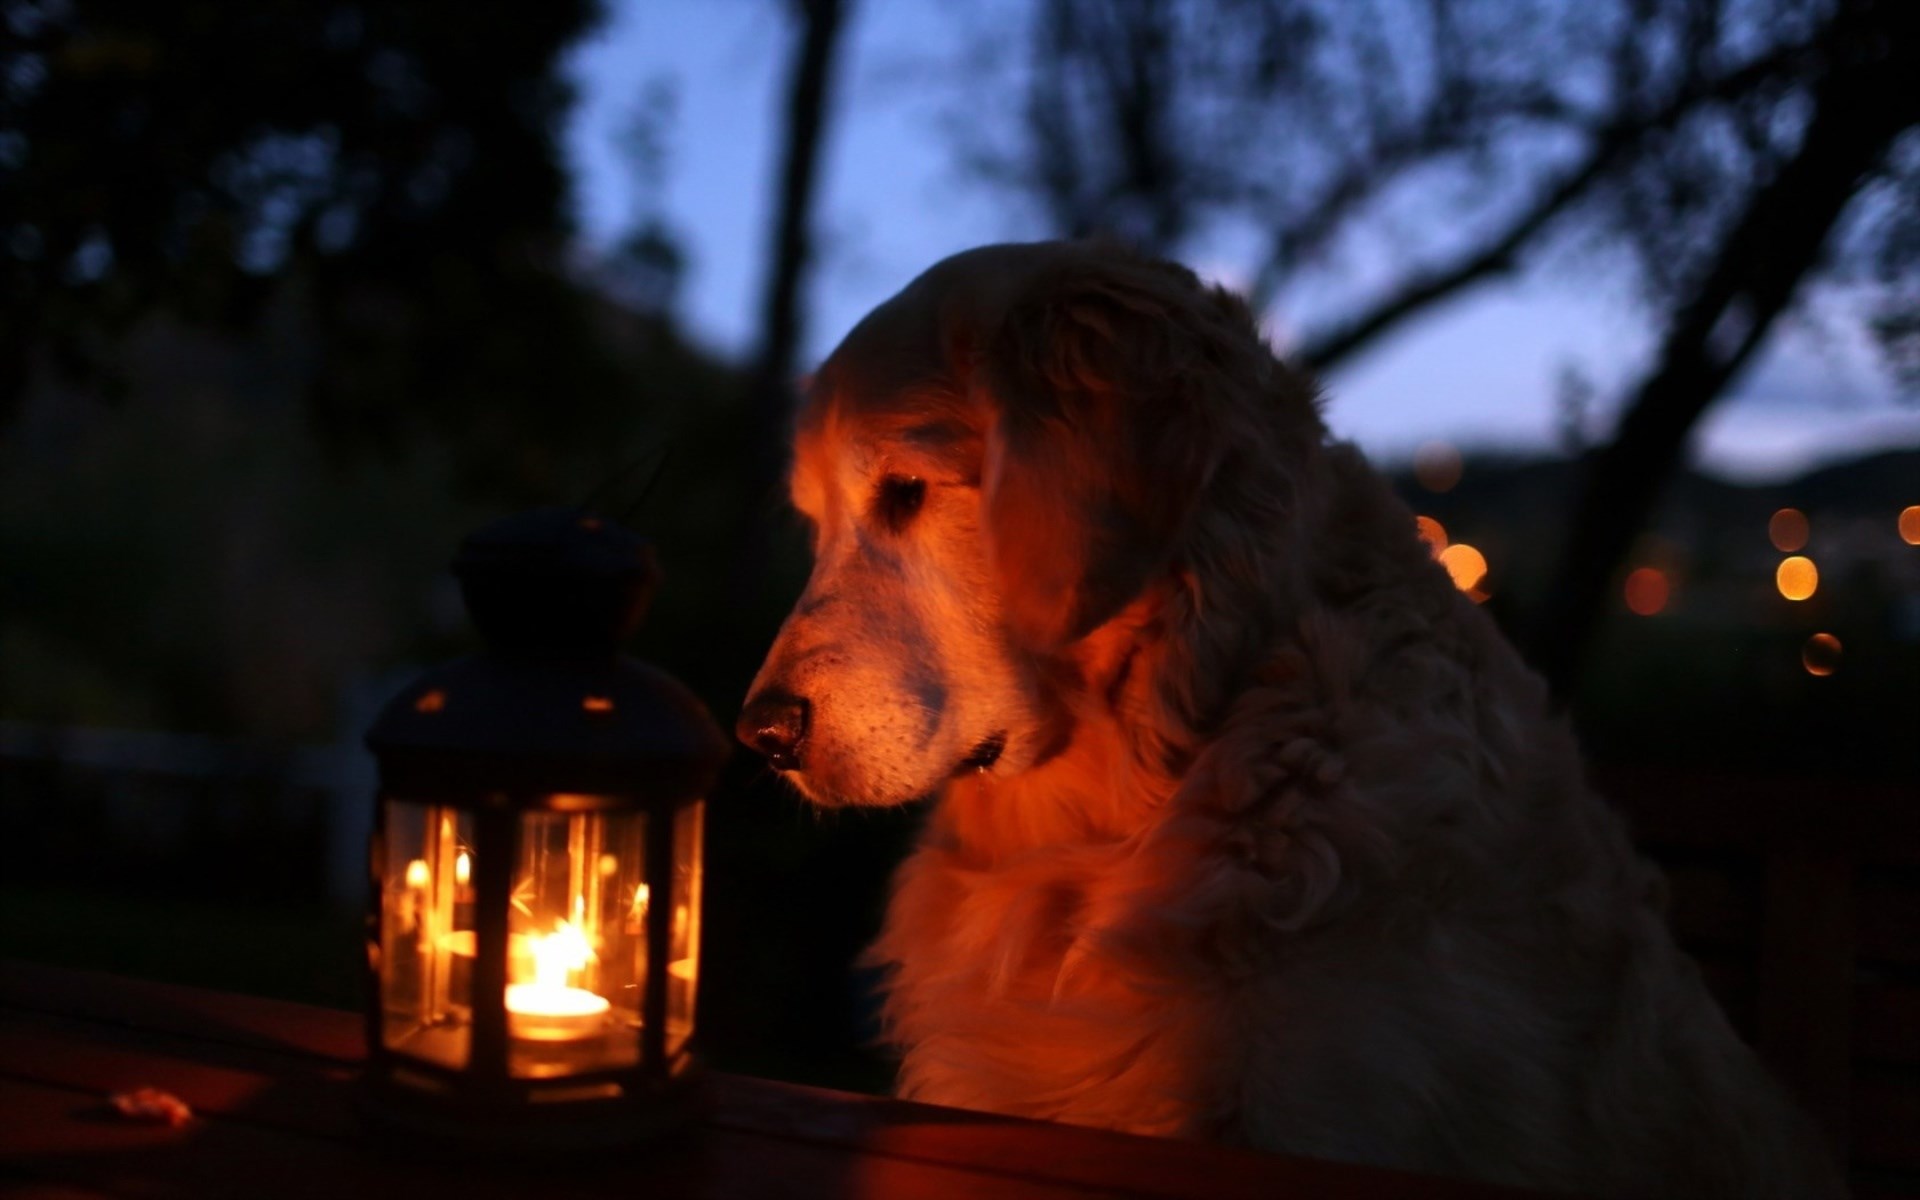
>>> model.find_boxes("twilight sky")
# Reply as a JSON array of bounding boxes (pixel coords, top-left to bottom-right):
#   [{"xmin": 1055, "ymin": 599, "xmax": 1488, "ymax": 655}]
[{"xmin": 564, "ymin": 0, "xmax": 1920, "ymax": 483}]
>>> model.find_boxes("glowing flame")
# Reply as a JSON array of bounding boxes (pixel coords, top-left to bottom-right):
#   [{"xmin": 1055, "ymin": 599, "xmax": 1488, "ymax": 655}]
[
  {"xmin": 1776, "ymin": 556, "xmax": 1818, "ymax": 601},
  {"xmin": 526, "ymin": 920, "xmax": 595, "ymax": 991},
  {"xmin": 1768, "ymin": 508, "xmax": 1809, "ymax": 553},
  {"xmin": 506, "ymin": 920, "xmax": 610, "ymax": 1034},
  {"xmin": 632, "ymin": 882, "xmax": 651, "ymax": 919},
  {"xmin": 404, "ymin": 859, "xmax": 429, "ymax": 888},
  {"xmin": 1624, "ymin": 567, "xmax": 1669, "ymax": 616},
  {"xmin": 454, "ymin": 851, "xmax": 471, "ymax": 886}
]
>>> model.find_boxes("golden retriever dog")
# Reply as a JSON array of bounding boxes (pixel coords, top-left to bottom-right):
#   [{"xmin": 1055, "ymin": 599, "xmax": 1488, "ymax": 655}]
[{"xmin": 737, "ymin": 241, "xmax": 1843, "ymax": 1197}]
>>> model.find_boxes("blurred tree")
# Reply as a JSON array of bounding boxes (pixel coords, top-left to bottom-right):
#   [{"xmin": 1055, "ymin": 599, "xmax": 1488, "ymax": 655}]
[
  {"xmin": 745, "ymin": 0, "xmax": 853, "ymax": 508},
  {"xmin": 955, "ymin": 0, "xmax": 1920, "ymax": 693},
  {"xmin": 0, "ymin": 0, "xmax": 664, "ymax": 499},
  {"xmin": 602, "ymin": 84, "xmax": 686, "ymax": 318}
]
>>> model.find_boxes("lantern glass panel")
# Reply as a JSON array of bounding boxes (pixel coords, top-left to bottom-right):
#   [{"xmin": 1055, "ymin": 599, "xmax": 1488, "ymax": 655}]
[
  {"xmin": 379, "ymin": 800, "xmax": 476, "ymax": 1069},
  {"xmin": 506, "ymin": 807, "xmax": 645, "ymax": 1078},
  {"xmin": 668, "ymin": 801, "xmax": 704, "ymax": 1056}
]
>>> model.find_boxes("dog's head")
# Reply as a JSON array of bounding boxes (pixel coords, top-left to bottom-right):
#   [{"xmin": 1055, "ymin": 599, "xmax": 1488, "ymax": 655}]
[{"xmin": 738, "ymin": 242, "xmax": 1321, "ymax": 806}]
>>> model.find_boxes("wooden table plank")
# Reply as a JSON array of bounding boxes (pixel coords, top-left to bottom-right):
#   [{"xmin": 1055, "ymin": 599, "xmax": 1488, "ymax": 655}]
[
  {"xmin": 0, "ymin": 1071, "xmax": 1093, "ymax": 1200},
  {"xmin": 0, "ymin": 960, "xmax": 1553, "ymax": 1198},
  {"xmin": 0, "ymin": 1012, "xmax": 358, "ymax": 1142},
  {"xmin": 0, "ymin": 1009, "xmax": 1142, "ymax": 1199},
  {"xmin": 702, "ymin": 1075, "xmax": 1547, "ymax": 1200}
]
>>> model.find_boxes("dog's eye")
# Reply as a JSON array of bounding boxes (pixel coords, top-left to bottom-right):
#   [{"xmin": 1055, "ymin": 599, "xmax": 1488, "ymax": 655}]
[{"xmin": 874, "ymin": 475, "xmax": 927, "ymax": 531}]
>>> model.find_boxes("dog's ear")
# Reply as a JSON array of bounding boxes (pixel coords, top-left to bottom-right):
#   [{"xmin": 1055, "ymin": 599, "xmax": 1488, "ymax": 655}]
[{"xmin": 977, "ymin": 256, "xmax": 1228, "ymax": 649}]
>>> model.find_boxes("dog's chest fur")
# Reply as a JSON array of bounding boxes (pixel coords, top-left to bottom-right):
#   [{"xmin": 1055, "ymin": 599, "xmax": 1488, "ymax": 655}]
[{"xmin": 869, "ymin": 771, "xmax": 1226, "ymax": 1138}]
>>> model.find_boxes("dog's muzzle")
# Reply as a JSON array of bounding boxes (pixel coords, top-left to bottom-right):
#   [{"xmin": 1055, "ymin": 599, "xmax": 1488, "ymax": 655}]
[{"xmin": 737, "ymin": 690, "xmax": 810, "ymax": 771}]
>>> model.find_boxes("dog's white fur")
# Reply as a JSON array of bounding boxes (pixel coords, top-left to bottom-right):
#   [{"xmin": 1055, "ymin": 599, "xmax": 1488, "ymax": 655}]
[{"xmin": 744, "ymin": 242, "xmax": 1844, "ymax": 1197}]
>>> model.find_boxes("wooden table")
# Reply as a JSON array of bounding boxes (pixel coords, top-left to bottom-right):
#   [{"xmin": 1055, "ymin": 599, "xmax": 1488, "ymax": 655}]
[{"xmin": 0, "ymin": 959, "xmax": 1543, "ymax": 1198}]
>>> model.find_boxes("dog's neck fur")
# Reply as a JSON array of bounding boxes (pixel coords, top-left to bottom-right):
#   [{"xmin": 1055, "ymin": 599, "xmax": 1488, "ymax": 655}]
[{"xmin": 931, "ymin": 424, "xmax": 1436, "ymax": 867}]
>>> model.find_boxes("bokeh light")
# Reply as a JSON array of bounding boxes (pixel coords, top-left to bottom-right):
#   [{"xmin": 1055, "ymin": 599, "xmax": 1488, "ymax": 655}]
[
  {"xmin": 1414, "ymin": 515, "xmax": 1448, "ymax": 555},
  {"xmin": 1901, "ymin": 505, "xmax": 1920, "ymax": 546},
  {"xmin": 1802, "ymin": 632, "xmax": 1842, "ymax": 676},
  {"xmin": 1775, "ymin": 556, "xmax": 1818, "ymax": 601},
  {"xmin": 1438, "ymin": 543, "xmax": 1488, "ymax": 597},
  {"xmin": 1413, "ymin": 441, "xmax": 1463, "ymax": 493},
  {"xmin": 1768, "ymin": 507, "xmax": 1809, "ymax": 552},
  {"xmin": 1624, "ymin": 567, "xmax": 1669, "ymax": 616}
]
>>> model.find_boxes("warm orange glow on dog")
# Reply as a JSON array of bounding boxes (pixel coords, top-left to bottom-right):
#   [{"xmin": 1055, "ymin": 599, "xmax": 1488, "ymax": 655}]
[
  {"xmin": 1623, "ymin": 567, "xmax": 1669, "ymax": 616},
  {"xmin": 1802, "ymin": 632, "xmax": 1842, "ymax": 676},
  {"xmin": 1414, "ymin": 515, "xmax": 1447, "ymax": 555},
  {"xmin": 1768, "ymin": 508, "xmax": 1808, "ymax": 552},
  {"xmin": 1775, "ymin": 556, "xmax": 1817, "ymax": 601}
]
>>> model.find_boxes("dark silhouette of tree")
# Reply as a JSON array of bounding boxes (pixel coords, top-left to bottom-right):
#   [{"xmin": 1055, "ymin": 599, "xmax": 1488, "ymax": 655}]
[
  {"xmin": 956, "ymin": 0, "xmax": 1920, "ymax": 692},
  {"xmin": 0, "ymin": 0, "xmax": 653, "ymax": 498},
  {"xmin": 746, "ymin": 0, "xmax": 853, "ymax": 503}
]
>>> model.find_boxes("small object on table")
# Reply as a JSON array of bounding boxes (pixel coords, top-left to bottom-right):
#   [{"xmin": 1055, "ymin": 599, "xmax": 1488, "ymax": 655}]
[{"xmin": 108, "ymin": 1086, "xmax": 193, "ymax": 1127}]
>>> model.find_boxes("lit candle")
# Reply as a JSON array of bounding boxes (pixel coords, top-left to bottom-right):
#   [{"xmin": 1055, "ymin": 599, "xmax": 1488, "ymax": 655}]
[
  {"xmin": 505, "ymin": 920, "xmax": 610, "ymax": 1041},
  {"xmin": 402, "ymin": 858, "xmax": 429, "ymax": 934}
]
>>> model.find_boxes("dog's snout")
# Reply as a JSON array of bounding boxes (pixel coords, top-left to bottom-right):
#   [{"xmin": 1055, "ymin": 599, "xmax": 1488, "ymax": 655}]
[{"xmin": 737, "ymin": 689, "xmax": 810, "ymax": 771}]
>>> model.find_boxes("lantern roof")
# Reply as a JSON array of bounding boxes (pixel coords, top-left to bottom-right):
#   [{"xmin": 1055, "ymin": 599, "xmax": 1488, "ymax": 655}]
[{"xmin": 366, "ymin": 506, "xmax": 730, "ymax": 803}]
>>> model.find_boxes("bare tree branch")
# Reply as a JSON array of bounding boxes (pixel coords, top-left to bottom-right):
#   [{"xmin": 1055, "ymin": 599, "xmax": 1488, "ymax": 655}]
[
  {"xmin": 747, "ymin": 0, "xmax": 852, "ymax": 492},
  {"xmin": 1524, "ymin": 2, "xmax": 1920, "ymax": 693},
  {"xmin": 1293, "ymin": 32, "xmax": 1821, "ymax": 371}
]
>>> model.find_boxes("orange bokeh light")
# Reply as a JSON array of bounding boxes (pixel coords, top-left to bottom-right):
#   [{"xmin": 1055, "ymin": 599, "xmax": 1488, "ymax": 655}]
[
  {"xmin": 1414, "ymin": 515, "xmax": 1448, "ymax": 555},
  {"xmin": 1775, "ymin": 556, "xmax": 1818, "ymax": 601},
  {"xmin": 413, "ymin": 689, "xmax": 446, "ymax": 714},
  {"xmin": 1413, "ymin": 441, "xmax": 1463, "ymax": 493},
  {"xmin": 1900, "ymin": 505, "xmax": 1920, "ymax": 546},
  {"xmin": 581, "ymin": 695, "xmax": 615, "ymax": 714},
  {"xmin": 1438, "ymin": 543, "xmax": 1488, "ymax": 597},
  {"xmin": 1802, "ymin": 632, "xmax": 1842, "ymax": 677},
  {"xmin": 1623, "ymin": 567, "xmax": 1669, "ymax": 616},
  {"xmin": 1768, "ymin": 508, "xmax": 1808, "ymax": 552}
]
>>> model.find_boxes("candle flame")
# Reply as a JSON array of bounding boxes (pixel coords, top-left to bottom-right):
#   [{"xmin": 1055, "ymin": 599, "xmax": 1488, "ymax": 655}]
[
  {"xmin": 632, "ymin": 882, "xmax": 650, "ymax": 918},
  {"xmin": 454, "ymin": 851, "xmax": 471, "ymax": 885},
  {"xmin": 527, "ymin": 919, "xmax": 595, "ymax": 990},
  {"xmin": 404, "ymin": 859, "xmax": 429, "ymax": 888}
]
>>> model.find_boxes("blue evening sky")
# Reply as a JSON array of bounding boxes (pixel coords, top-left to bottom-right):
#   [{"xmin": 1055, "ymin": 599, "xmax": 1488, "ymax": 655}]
[{"xmin": 564, "ymin": 0, "xmax": 1920, "ymax": 483}]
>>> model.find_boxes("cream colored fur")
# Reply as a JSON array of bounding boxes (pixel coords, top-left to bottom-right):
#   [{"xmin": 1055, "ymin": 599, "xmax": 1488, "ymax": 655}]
[{"xmin": 745, "ymin": 242, "xmax": 1846, "ymax": 1197}]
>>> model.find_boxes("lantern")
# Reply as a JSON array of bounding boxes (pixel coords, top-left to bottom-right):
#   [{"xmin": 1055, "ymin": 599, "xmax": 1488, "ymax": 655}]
[{"xmin": 360, "ymin": 507, "xmax": 729, "ymax": 1150}]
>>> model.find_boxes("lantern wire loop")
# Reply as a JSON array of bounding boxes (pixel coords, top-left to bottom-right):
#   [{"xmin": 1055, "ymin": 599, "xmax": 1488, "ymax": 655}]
[{"xmin": 579, "ymin": 442, "xmax": 675, "ymax": 525}]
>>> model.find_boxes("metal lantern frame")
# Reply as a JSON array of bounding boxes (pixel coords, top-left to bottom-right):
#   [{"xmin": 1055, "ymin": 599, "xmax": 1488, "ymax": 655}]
[{"xmin": 360, "ymin": 507, "xmax": 729, "ymax": 1151}]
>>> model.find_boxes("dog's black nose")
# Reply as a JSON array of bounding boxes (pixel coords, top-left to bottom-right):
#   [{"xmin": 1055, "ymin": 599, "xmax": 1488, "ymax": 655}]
[{"xmin": 737, "ymin": 690, "xmax": 809, "ymax": 771}]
